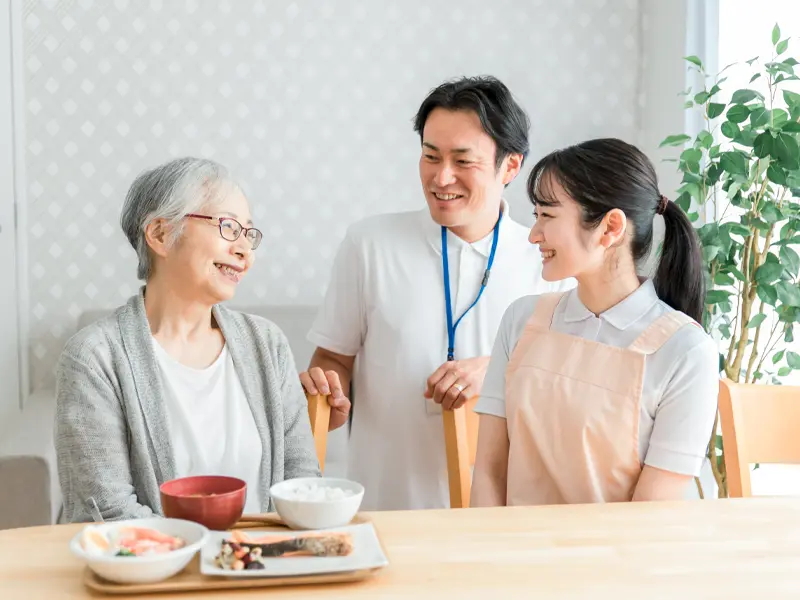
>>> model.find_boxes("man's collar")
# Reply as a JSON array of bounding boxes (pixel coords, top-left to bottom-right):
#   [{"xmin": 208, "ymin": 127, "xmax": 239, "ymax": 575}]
[{"xmin": 422, "ymin": 198, "xmax": 513, "ymax": 257}]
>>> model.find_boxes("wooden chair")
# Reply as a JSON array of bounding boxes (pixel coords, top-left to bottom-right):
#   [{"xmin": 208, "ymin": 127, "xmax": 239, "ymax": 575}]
[
  {"xmin": 718, "ymin": 378, "xmax": 800, "ymax": 497},
  {"xmin": 309, "ymin": 390, "xmax": 481, "ymax": 506},
  {"xmin": 306, "ymin": 393, "xmax": 331, "ymax": 473},
  {"xmin": 443, "ymin": 396, "xmax": 481, "ymax": 508}
]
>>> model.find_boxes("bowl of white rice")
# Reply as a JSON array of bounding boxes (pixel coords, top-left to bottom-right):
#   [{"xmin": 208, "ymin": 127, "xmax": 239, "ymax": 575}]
[{"xmin": 269, "ymin": 477, "xmax": 365, "ymax": 530}]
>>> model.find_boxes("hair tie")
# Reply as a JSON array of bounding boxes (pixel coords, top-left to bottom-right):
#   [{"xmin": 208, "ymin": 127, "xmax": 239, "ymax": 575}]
[{"xmin": 656, "ymin": 194, "xmax": 669, "ymax": 215}]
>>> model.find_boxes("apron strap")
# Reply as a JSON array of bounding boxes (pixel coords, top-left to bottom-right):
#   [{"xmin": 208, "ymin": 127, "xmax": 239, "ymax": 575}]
[
  {"xmin": 627, "ymin": 310, "xmax": 699, "ymax": 355},
  {"xmin": 507, "ymin": 292, "xmax": 566, "ymax": 375},
  {"xmin": 528, "ymin": 292, "xmax": 566, "ymax": 331}
]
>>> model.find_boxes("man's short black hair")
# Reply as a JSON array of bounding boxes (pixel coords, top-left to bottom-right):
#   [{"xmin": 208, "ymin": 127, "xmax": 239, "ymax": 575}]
[{"xmin": 413, "ymin": 75, "xmax": 531, "ymax": 169}]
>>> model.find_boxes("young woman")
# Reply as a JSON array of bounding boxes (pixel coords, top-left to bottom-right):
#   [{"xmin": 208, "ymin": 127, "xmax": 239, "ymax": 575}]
[{"xmin": 471, "ymin": 138, "xmax": 719, "ymax": 506}]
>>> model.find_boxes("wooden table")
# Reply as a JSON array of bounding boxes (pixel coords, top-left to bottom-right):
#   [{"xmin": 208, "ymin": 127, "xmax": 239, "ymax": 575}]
[{"xmin": 3, "ymin": 498, "xmax": 800, "ymax": 599}]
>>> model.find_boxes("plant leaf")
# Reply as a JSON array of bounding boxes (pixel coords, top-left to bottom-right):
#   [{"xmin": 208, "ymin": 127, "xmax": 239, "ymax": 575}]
[
  {"xmin": 720, "ymin": 151, "xmax": 748, "ymax": 176},
  {"xmin": 747, "ymin": 313, "xmax": 768, "ymax": 328},
  {"xmin": 681, "ymin": 148, "xmax": 703, "ymax": 163},
  {"xmin": 777, "ymin": 39, "xmax": 790, "ymax": 55},
  {"xmin": 776, "ymin": 281, "xmax": 800, "ymax": 307},
  {"xmin": 779, "ymin": 367, "xmax": 793, "ymax": 377},
  {"xmin": 754, "ymin": 132, "xmax": 774, "ymax": 158},
  {"xmin": 729, "ymin": 266, "xmax": 746, "ymax": 281},
  {"xmin": 773, "ymin": 349, "xmax": 786, "ymax": 364},
  {"xmin": 762, "ymin": 202, "xmax": 783, "ymax": 224},
  {"xmin": 715, "ymin": 272, "xmax": 735, "ymax": 286},
  {"xmin": 768, "ymin": 163, "xmax": 788, "ymax": 186},
  {"xmin": 771, "ymin": 108, "xmax": 790, "ymax": 128},
  {"xmin": 703, "ymin": 245, "xmax": 722, "ymax": 262},
  {"xmin": 721, "ymin": 121, "xmax": 740, "ymax": 139},
  {"xmin": 727, "ymin": 104, "xmax": 751, "ymax": 123},
  {"xmin": 758, "ymin": 283, "xmax": 779, "ymax": 306},
  {"xmin": 755, "ymin": 262, "xmax": 785, "ymax": 284},
  {"xmin": 697, "ymin": 130, "xmax": 714, "ymax": 148},
  {"xmin": 659, "ymin": 134, "xmax": 692, "ymax": 148},
  {"xmin": 767, "ymin": 61, "xmax": 797, "ymax": 75},
  {"xmin": 750, "ymin": 73, "xmax": 762, "ymax": 83},
  {"xmin": 707, "ymin": 103, "xmax": 725, "ymax": 119},
  {"xmin": 788, "ymin": 352, "xmax": 800, "ymax": 369},
  {"xmin": 780, "ymin": 246, "xmax": 800, "ymax": 276},
  {"xmin": 749, "ymin": 106, "xmax": 770, "ymax": 128},
  {"xmin": 774, "ymin": 133, "xmax": 800, "ymax": 170},
  {"xmin": 731, "ymin": 89, "xmax": 762, "ymax": 104},
  {"xmin": 773, "ymin": 23, "xmax": 781, "ymax": 45},
  {"xmin": 727, "ymin": 223, "xmax": 751, "ymax": 237},
  {"xmin": 784, "ymin": 90, "xmax": 800, "ymax": 109},
  {"xmin": 694, "ymin": 91, "xmax": 710, "ymax": 105},
  {"xmin": 706, "ymin": 290, "xmax": 732, "ymax": 304},
  {"xmin": 685, "ymin": 55, "xmax": 703, "ymax": 68},
  {"xmin": 735, "ymin": 128, "xmax": 758, "ymax": 147}
]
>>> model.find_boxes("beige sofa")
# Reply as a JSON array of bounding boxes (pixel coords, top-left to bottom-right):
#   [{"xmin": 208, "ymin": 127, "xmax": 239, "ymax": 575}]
[{"xmin": 0, "ymin": 305, "xmax": 348, "ymax": 530}]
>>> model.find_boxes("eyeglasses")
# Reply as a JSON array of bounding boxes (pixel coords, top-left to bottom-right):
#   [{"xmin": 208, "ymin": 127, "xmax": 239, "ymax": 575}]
[{"xmin": 185, "ymin": 214, "xmax": 263, "ymax": 250}]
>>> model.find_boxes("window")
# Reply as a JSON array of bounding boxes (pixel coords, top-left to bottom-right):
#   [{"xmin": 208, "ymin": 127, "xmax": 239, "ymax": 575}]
[{"xmin": 717, "ymin": 0, "xmax": 800, "ymax": 495}]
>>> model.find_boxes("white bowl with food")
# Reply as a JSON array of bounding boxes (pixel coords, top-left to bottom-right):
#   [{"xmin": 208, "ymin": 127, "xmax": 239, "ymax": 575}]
[
  {"xmin": 269, "ymin": 477, "xmax": 365, "ymax": 530},
  {"xmin": 69, "ymin": 517, "xmax": 209, "ymax": 584}
]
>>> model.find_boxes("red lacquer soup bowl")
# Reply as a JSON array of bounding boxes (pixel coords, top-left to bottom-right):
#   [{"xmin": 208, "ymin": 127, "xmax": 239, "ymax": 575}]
[{"xmin": 160, "ymin": 475, "xmax": 247, "ymax": 531}]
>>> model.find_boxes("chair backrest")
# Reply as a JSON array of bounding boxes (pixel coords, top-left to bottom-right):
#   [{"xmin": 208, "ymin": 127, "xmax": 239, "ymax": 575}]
[
  {"xmin": 306, "ymin": 393, "xmax": 331, "ymax": 473},
  {"xmin": 718, "ymin": 378, "xmax": 800, "ymax": 497},
  {"xmin": 443, "ymin": 397, "xmax": 480, "ymax": 508}
]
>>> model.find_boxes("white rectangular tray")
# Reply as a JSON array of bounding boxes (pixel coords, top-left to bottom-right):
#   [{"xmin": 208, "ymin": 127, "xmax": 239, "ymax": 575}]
[{"xmin": 200, "ymin": 522, "xmax": 389, "ymax": 578}]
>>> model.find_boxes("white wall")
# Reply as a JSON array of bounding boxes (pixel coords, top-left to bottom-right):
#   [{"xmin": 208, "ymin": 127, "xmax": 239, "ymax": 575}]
[{"xmin": 16, "ymin": 0, "xmax": 658, "ymax": 391}]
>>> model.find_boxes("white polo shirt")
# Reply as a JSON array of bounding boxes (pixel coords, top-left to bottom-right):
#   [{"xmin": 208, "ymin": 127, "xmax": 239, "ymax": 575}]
[
  {"xmin": 475, "ymin": 280, "xmax": 719, "ymax": 477},
  {"xmin": 308, "ymin": 201, "xmax": 573, "ymax": 510}
]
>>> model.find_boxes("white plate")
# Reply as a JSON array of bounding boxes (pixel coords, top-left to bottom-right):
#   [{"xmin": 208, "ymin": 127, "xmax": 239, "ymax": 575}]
[{"xmin": 199, "ymin": 523, "xmax": 389, "ymax": 578}]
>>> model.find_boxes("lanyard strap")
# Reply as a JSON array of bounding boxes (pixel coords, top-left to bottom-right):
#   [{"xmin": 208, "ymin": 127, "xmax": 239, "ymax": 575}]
[{"xmin": 442, "ymin": 212, "xmax": 503, "ymax": 361}]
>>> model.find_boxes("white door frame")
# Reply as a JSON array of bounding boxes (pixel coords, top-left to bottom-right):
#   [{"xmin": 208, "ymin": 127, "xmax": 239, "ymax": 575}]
[{"xmin": 0, "ymin": 0, "xmax": 28, "ymax": 421}]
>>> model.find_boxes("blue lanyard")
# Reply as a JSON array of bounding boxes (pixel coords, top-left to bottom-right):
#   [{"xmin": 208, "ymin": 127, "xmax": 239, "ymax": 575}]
[{"xmin": 441, "ymin": 212, "xmax": 502, "ymax": 361}]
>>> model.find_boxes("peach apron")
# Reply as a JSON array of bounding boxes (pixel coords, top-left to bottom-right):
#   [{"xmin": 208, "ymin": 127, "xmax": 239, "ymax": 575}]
[{"xmin": 505, "ymin": 292, "xmax": 696, "ymax": 505}]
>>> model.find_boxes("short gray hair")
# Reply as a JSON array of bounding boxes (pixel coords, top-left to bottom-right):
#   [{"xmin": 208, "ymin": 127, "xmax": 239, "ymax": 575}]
[{"xmin": 120, "ymin": 157, "xmax": 239, "ymax": 280}]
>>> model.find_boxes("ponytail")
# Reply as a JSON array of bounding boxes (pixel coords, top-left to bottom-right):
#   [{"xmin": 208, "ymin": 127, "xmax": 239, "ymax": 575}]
[{"xmin": 653, "ymin": 199, "xmax": 705, "ymax": 323}]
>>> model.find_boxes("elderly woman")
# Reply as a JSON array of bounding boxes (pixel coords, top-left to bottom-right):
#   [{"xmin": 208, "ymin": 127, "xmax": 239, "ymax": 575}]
[{"xmin": 54, "ymin": 157, "xmax": 320, "ymax": 523}]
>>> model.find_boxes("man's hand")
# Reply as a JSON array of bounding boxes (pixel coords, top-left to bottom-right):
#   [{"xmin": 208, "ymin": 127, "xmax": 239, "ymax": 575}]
[
  {"xmin": 424, "ymin": 356, "xmax": 491, "ymax": 410},
  {"xmin": 299, "ymin": 366, "xmax": 351, "ymax": 431}
]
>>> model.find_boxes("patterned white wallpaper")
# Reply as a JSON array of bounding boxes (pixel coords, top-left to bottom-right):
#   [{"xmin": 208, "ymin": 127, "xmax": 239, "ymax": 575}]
[{"xmin": 21, "ymin": 0, "xmax": 641, "ymax": 390}]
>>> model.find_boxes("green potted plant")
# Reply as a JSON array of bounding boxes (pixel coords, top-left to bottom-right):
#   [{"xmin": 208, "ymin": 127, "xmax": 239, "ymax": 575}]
[{"xmin": 659, "ymin": 23, "xmax": 800, "ymax": 498}]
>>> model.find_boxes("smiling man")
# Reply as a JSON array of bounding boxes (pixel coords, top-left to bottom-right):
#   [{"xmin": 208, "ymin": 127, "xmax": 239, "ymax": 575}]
[{"xmin": 300, "ymin": 76, "xmax": 572, "ymax": 511}]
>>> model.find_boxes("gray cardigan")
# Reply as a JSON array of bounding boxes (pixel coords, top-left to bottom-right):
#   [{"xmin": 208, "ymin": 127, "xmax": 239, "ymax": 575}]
[{"xmin": 54, "ymin": 289, "xmax": 321, "ymax": 523}]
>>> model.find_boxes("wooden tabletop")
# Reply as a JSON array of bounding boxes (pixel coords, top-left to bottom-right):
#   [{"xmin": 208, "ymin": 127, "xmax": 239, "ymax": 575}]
[{"xmin": 3, "ymin": 497, "xmax": 800, "ymax": 599}]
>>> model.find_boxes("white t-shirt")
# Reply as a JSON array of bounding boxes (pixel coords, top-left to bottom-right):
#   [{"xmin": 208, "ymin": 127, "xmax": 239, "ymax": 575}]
[
  {"xmin": 308, "ymin": 202, "xmax": 573, "ymax": 510},
  {"xmin": 474, "ymin": 280, "xmax": 719, "ymax": 477},
  {"xmin": 152, "ymin": 338, "xmax": 264, "ymax": 513}
]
